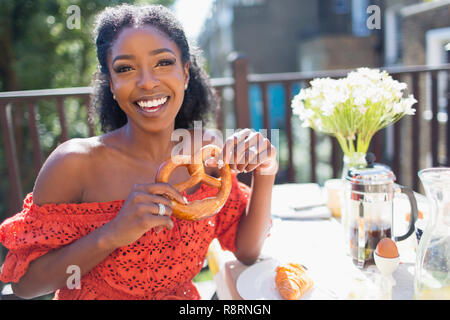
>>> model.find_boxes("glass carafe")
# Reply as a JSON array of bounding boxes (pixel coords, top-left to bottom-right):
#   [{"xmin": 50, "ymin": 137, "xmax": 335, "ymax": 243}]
[{"xmin": 415, "ymin": 168, "xmax": 450, "ymax": 299}]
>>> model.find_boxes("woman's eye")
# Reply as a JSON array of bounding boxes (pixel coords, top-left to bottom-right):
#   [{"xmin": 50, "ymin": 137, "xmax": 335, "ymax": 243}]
[
  {"xmin": 114, "ymin": 65, "xmax": 133, "ymax": 73},
  {"xmin": 156, "ymin": 59, "xmax": 175, "ymax": 67}
]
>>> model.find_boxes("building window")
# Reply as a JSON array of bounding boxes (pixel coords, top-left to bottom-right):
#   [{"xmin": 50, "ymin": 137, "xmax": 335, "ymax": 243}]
[
  {"xmin": 235, "ymin": 0, "xmax": 265, "ymax": 6},
  {"xmin": 334, "ymin": 0, "xmax": 350, "ymax": 14},
  {"xmin": 352, "ymin": 0, "xmax": 370, "ymax": 37}
]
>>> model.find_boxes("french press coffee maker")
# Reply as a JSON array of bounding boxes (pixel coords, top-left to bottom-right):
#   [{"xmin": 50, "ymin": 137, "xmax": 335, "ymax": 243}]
[{"xmin": 346, "ymin": 154, "xmax": 418, "ymax": 268}]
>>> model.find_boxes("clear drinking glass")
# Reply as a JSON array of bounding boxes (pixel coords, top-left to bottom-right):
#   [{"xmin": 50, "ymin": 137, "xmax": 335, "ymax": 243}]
[{"xmin": 415, "ymin": 168, "xmax": 450, "ymax": 299}]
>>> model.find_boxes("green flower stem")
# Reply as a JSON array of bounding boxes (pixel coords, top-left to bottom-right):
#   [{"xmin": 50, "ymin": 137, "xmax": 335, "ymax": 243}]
[{"xmin": 335, "ymin": 133, "xmax": 350, "ymax": 156}]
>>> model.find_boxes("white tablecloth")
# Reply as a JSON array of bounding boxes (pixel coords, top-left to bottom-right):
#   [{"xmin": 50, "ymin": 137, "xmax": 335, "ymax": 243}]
[{"xmin": 211, "ymin": 183, "xmax": 424, "ymax": 300}]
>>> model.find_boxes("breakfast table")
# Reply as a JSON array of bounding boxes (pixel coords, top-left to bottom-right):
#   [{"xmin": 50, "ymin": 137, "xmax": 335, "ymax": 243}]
[{"xmin": 208, "ymin": 183, "xmax": 428, "ymax": 300}]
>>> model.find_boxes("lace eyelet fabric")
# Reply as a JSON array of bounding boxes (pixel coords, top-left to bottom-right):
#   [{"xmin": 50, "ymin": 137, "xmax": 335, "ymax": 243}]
[{"xmin": 0, "ymin": 173, "xmax": 250, "ymax": 300}]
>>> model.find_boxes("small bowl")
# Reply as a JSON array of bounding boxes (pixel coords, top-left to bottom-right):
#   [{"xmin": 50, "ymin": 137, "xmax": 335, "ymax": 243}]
[{"xmin": 374, "ymin": 252, "xmax": 400, "ymax": 276}]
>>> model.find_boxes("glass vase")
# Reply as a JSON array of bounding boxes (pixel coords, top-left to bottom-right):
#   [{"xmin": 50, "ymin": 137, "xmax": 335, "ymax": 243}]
[{"xmin": 341, "ymin": 152, "xmax": 368, "ymax": 179}]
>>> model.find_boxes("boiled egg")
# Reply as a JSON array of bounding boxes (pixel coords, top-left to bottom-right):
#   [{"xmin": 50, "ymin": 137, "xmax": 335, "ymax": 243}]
[{"xmin": 375, "ymin": 238, "xmax": 399, "ymax": 258}]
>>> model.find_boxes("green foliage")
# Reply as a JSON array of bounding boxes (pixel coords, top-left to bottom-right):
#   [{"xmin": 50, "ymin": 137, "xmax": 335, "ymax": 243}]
[{"xmin": 1, "ymin": 0, "xmax": 175, "ymax": 91}]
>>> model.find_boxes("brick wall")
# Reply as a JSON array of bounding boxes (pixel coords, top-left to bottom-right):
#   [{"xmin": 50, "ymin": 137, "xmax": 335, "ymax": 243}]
[{"xmin": 298, "ymin": 34, "xmax": 380, "ymax": 71}]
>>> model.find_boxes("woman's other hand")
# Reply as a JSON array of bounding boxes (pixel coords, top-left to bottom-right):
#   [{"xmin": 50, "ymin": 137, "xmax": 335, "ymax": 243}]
[{"xmin": 205, "ymin": 128, "xmax": 278, "ymax": 176}]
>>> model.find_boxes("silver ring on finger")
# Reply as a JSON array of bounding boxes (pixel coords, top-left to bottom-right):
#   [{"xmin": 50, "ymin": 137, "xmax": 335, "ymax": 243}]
[{"xmin": 158, "ymin": 203, "xmax": 166, "ymax": 216}]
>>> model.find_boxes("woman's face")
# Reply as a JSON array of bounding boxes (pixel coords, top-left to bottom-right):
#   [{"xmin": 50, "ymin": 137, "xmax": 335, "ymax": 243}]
[{"xmin": 107, "ymin": 26, "xmax": 189, "ymax": 132}]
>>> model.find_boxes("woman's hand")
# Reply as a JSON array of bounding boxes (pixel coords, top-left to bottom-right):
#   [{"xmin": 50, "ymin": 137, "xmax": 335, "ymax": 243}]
[
  {"xmin": 103, "ymin": 183, "xmax": 187, "ymax": 248},
  {"xmin": 205, "ymin": 128, "xmax": 278, "ymax": 176}
]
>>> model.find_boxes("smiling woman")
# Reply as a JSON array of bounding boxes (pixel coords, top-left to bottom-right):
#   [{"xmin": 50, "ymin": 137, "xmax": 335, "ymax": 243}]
[
  {"xmin": 91, "ymin": 4, "xmax": 217, "ymax": 132},
  {"xmin": 106, "ymin": 25, "xmax": 189, "ymax": 132},
  {"xmin": 0, "ymin": 4, "xmax": 277, "ymax": 300}
]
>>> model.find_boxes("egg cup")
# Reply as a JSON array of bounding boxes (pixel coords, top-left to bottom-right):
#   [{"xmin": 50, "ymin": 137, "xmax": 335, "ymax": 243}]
[{"xmin": 374, "ymin": 252, "xmax": 400, "ymax": 286}]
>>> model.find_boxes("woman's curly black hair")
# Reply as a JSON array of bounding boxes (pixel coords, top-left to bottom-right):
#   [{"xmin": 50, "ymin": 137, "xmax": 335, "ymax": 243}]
[{"xmin": 89, "ymin": 4, "xmax": 218, "ymax": 132}]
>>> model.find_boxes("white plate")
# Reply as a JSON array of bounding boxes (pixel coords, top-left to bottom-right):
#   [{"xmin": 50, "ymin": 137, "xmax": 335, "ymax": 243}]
[{"xmin": 236, "ymin": 259, "xmax": 336, "ymax": 300}]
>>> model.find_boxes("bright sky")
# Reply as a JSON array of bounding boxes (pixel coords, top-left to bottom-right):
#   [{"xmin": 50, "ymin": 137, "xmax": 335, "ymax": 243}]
[{"xmin": 172, "ymin": 0, "xmax": 214, "ymax": 41}]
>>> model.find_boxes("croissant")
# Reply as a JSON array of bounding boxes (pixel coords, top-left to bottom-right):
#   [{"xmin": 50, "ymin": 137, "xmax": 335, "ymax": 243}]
[{"xmin": 275, "ymin": 263, "xmax": 314, "ymax": 300}]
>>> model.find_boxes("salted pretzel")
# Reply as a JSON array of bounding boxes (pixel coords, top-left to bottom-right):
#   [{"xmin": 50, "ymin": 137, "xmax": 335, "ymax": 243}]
[{"xmin": 155, "ymin": 144, "xmax": 232, "ymax": 221}]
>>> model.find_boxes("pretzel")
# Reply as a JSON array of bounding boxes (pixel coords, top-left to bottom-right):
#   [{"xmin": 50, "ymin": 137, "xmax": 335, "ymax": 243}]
[{"xmin": 155, "ymin": 144, "xmax": 232, "ymax": 221}]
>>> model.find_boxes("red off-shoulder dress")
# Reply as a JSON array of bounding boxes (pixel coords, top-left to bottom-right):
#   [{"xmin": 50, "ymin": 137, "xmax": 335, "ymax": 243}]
[{"xmin": 0, "ymin": 173, "xmax": 250, "ymax": 300}]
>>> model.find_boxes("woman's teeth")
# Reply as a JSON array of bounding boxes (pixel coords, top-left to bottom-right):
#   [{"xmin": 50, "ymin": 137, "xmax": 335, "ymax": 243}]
[{"xmin": 136, "ymin": 97, "xmax": 168, "ymax": 110}]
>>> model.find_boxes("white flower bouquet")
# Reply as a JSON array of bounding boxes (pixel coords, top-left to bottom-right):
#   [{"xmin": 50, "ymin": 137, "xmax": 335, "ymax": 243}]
[{"xmin": 291, "ymin": 68, "xmax": 417, "ymax": 158}]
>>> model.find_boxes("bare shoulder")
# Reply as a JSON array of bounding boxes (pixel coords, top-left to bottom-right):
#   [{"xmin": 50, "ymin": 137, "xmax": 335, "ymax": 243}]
[{"xmin": 32, "ymin": 137, "xmax": 102, "ymax": 205}]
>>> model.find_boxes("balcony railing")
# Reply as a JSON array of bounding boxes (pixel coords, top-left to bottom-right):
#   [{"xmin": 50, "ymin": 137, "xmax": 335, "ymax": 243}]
[
  {"xmin": 1, "ymin": 58, "xmax": 450, "ymax": 220},
  {"xmin": 227, "ymin": 60, "xmax": 450, "ymax": 188}
]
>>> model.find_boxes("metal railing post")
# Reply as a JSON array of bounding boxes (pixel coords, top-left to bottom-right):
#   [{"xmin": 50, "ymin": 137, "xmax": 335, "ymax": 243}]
[
  {"xmin": 27, "ymin": 100, "xmax": 43, "ymax": 177},
  {"xmin": 446, "ymin": 44, "xmax": 450, "ymax": 166},
  {"xmin": 431, "ymin": 71, "xmax": 439, "ymax": 167}
]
